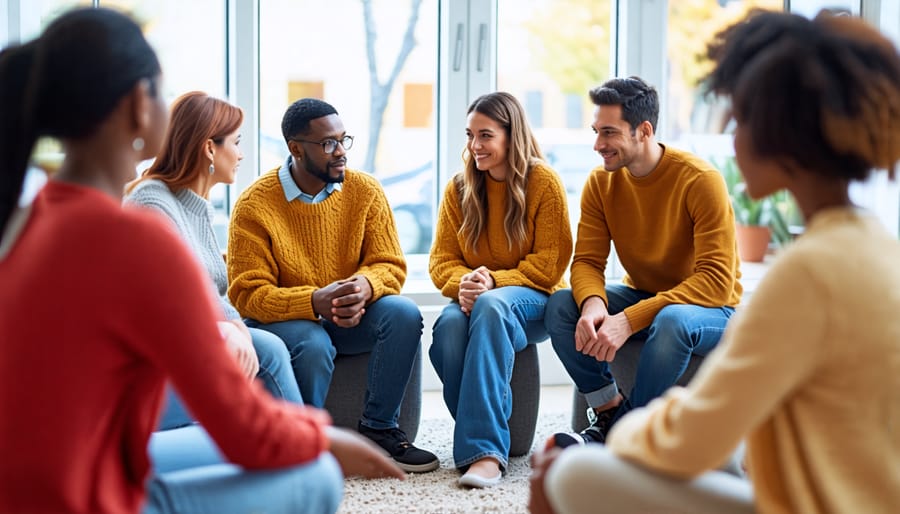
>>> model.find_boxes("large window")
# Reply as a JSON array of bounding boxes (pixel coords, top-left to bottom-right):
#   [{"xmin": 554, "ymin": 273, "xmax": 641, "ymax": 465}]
[
  {"xmin": 664, "ymin": 0, "xmax": 783, "ymax": 145},
  {"xmin": 7, "ymin": 0, "xmax": 899, "ymax": 256},
  {"xmin": 259, "ymin": 0, "xmax": 439, "ymax": 256},
  {"xmin": 9, "ymin": 0, "xmax": 227, "ymax": 212},
  {"xmin": 666, "ymin": 1, "xmax": 796, "ymax": 251},
  {"xmin": 497, "ymin": 0, "xmax": 614, "ymax": 270},
  {"xmin": 103, "ymin": 0, "xmax": 228, "ymax": 236},
  {"xmin": 663, "ymin": 0, "xmax": 899, "ymax": 244}
]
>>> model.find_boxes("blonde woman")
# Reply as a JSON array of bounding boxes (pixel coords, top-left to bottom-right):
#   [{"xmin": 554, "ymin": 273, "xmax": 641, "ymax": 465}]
[{"xmin": 429, "ymin": 92, "xmax": 573, "ymax": 488}]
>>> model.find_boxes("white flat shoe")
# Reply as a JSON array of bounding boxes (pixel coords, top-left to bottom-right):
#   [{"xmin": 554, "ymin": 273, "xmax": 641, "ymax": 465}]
[{"xmin": 458, "ymin": 470, "xmax": 502, "ymax": 488}]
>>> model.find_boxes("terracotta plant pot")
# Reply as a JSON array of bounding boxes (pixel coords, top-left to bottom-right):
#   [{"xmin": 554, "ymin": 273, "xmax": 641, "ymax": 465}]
[{"xmin": 736, "ymin": 224, "xmax": 771, "ymax": 262}]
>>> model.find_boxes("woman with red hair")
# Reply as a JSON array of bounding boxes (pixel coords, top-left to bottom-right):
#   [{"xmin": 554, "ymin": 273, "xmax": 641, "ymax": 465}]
[
  {"xmin": 126, "ymin": 92, "xmax": 302, "ymax": 430},
  {"xmin": 0, "ymin": 9, "xmax": 401, "ymax": 514}
]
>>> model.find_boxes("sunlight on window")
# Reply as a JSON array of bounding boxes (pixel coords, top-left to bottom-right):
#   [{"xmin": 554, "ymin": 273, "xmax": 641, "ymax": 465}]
[
  {"xmin": 497, "ymin": 0, "xmax": 613, "ymax": 270},
  {"xmin": 259, "ymin": 0, "xmax": 439, "ymax": 256}
]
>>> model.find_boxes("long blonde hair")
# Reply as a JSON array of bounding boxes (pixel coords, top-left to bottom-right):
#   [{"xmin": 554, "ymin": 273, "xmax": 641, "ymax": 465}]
[{"xmin": 457, "ymin": 92, "xmax": 544, "ymax": 252}]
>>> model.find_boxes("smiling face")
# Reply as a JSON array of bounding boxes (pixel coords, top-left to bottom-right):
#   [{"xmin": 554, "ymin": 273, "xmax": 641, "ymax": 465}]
[
  {"xmin": 289, "ymin": 114, "xmax": 348, "ymax": 186},
  {"xmin": 591, "ymin": 104, "xmax": 643, "ymax": 172},
  {"xmin": 466, "ymin": 111, "xmax": 510, "ymax": 181},
  {"xmin": 211, "ymin": 129, "xmax": 243, "ymax": 185}
]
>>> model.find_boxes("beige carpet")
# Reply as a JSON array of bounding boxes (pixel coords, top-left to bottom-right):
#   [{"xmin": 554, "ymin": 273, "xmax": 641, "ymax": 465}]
[{"xmin": 337, "ymin": 412, "xmax": 571, "ymax": 514}]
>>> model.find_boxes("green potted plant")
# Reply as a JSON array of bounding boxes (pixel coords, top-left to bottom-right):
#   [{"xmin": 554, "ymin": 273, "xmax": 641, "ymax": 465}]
[{"xmin": 713, "ymin": 156, "xmax": 794, "ymax": 262}]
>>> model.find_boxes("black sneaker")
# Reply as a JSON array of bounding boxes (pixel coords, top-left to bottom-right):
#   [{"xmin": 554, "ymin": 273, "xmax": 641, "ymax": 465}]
[
  {"xmin": 358, "ymin": 422, "xmax": 440, "ymax": 473},
  {"xmin": 547, "ymin": 402, "xmax": 622, "ymax": 449}
]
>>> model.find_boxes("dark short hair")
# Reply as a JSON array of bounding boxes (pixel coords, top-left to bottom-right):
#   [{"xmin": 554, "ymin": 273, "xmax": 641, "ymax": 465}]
[
  {"xmin": 706, "ymin": 9, "xmax": 900, "ymax": 181},
  {"xmin": 589, "ymin": 76, "xmax": 659, "ymax": 133},
  {"xmin": 281, "ymin": 98, "xmax": 338, "ymax": 143}
]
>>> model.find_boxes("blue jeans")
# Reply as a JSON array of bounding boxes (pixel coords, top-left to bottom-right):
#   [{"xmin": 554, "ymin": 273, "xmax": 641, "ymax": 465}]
[
  {"xmin": 144, "ymin": 425, "xmax": 343, "ymax": 514},
  {"xmin": 246, "ymin": 295, "xmax": 423, "ymax": 429},
  {"xmin": 429, "ymin": 286, "xmax": 549, "ymax": 470},
  {"xmin": 546, "ymin": 284, "xmax": 734, "ymax": 413},
  {"xmin": 156, "ymin": 327, "xmax": 302, "ymax": 430}
]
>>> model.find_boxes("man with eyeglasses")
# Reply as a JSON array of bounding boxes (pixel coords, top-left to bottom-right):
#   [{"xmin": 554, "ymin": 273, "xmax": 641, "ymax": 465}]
[
  {"xmin": 227, "ymin": 98, "xmax": 439, "ymax": 473},
  {"xmin": 544, "ymin": 76, "xmax": 742, "ymax": 448}
]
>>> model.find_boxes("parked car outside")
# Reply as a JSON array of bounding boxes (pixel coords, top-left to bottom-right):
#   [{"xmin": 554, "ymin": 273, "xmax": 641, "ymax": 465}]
[{"xmin": 379, "ymin": 161, "xmax": 434, "ymax": 255}]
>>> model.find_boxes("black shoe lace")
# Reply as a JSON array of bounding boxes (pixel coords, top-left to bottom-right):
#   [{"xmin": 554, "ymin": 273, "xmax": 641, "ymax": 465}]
[{"xmin": 385, "ymin": 428, "xmax": 412, "ymax": 449}]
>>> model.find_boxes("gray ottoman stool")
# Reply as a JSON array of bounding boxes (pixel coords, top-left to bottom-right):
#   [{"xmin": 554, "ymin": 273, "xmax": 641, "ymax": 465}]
[
  {"xmin": 570, "ymin": 340, "xmax": 704, "ymax": 431},
  {"xmin": 509, "ymin": 343, "xmax": 541, "ymax": 457},
  {"xmin": 325, "ymin": 348, "xmax": 422, "ymax": 441}
]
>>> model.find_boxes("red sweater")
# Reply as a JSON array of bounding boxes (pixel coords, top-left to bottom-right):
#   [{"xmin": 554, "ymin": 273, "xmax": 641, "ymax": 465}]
[{"xmin": 0, "ymin": 182, "xmax": 330, "ymax": 514}]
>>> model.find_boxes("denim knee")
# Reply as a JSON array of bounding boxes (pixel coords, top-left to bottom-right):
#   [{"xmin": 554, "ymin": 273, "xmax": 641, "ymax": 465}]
[
  {"xmin": 250, "ymin": 328, "xmax": 290, "ymax": 369},
  {"xmin": 304, "ymin": 453, "xmax": 344, "ymax": 514},
  {"xmin": 430, "ymin": 307, "xmax": 468, "ymax": 367},
  {"xmin": 545, "ymin": 290, "xmax": 577, "ymax": 333},
  {"xmin": 469, "ymin": 289, "xmax": 511, "ymax": 319},
  {"xmin": 648, "ymin": 306, "xmax": 693, "ymax": 351},
  {"xmin": 292, "ymin": 329, "xmax": 337, "ymax": 364},
  {"xmin": 144, "ymin": 453, "xmax": 344, "ymax": 514},
  {"xmin": 375, "ymin": 295, "xmax": 423, "ymax": 330}
]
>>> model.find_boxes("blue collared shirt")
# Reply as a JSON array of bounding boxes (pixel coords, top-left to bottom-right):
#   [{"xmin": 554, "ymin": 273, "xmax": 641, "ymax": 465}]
[{"xmin": 278, "ymin": 156, "xmax": 341, "ymax": 204}]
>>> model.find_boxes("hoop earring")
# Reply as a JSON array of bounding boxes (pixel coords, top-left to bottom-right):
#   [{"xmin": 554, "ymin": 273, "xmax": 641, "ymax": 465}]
[
  {"xmin": 208, "ymin": 163, "xmax": 215, "ymax": 175},
  {"xmin": 132, "ymin": 137, "xmax": 145, "ymax": 152}
]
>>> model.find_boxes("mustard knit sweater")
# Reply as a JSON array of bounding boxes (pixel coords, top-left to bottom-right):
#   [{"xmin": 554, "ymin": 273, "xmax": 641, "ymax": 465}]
[
  {"xmin": 227, "ymin": 168, "xmax": 405, "ymax": 323},
  {"xmin": 571, "ymin": 144, "xmax": 742, "ymax": 331},
  {"xmin": 429, "ymin": 162, "xmax": 573, "ymax": 299},
  {"xmin": 608, "ymin": 207, "xmax": 900, "ymax": 513}
]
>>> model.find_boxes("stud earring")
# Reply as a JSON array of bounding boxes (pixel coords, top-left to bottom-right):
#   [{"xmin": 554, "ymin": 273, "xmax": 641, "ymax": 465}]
[
  {"xmin": 132, "ymin": 137, "xmax": 145, "ymax": 152},
  {"xmin": 208, "ymin": 163, "xmax": 215, "ymax": 175}
]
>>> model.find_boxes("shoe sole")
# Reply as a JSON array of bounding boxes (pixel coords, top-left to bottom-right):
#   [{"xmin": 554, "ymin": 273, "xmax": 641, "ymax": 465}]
[
  {"xmin": 374, "ymin": 447, "xmax": 440, "ymax": 473},
  {"xmin": 396, "ymin": 458, "xmax": 440, "ymax": 473},
  {"xmin": 546, "ymin": 433, "xmax": 589, "ymax": 450},
  {"xmin": 458, "ymin": 471, "xmax": 502, "ymax": 488}
]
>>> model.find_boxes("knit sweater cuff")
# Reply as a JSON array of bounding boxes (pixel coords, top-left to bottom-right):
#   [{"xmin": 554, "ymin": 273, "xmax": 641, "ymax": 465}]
[
  {"xmin": 367, "ymin": 274, "xmax": 385, "ymax": 302},
  {"xmin": 572, "ymin": 287, "xmax": 608, "ymax": 311},
  {"xmin": 623, "ymin": 296, "xmax": 664, "ymax": 333},
  {"xmin": 291, "ymin": 291, "xmax": 318, "ymax": 321}
]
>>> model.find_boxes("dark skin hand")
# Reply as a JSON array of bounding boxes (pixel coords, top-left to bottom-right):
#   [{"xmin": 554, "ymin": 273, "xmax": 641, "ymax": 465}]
[
  {"xmin": 529, "ymin": 448, "xmax": 562, "ymax": 514},
  {"xmin": 311, "ymin": 275, "xmax": 373, "ymax": 328}
]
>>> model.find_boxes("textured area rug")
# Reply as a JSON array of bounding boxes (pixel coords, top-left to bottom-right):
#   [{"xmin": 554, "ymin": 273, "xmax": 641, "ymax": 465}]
[{"xmin": 337, "ymin": 412, "xmax": 570, "ymax": 514}]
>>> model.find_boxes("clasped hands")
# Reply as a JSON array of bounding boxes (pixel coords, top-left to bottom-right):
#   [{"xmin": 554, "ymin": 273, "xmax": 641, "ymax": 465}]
[
  {"xmin": 459, "ymin": 266, "xmax": 494, "ymax": 315},
  {"xmin": 312, "ymin": 275, "xmax": 373, "ymax": 328},
  {"xmin": 575, "ymin": 296, "xmax": 633, "ymax": 362}
]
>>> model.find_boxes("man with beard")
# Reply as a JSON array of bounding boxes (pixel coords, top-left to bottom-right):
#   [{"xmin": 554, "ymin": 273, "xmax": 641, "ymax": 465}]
[
  {"xmin": 227, "ymin": 98, "xmax": 439, "ymax": 473},
  {"xmin": 545, "ymin": 77, "xmax": 742, "ymax": 448}
]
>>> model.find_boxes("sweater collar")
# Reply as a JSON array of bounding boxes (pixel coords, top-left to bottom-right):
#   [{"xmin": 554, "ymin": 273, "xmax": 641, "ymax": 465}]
[
  {"xmin": 623, "ymin": 143, "xmax": 669, "ymax": 185},
  {"xmin": 278, "ymin": 156, "xmax": 341, "ymax": 203},
  {"xmin": 174, "ymin": 186, "xmax": 212, "ymax": 217}
]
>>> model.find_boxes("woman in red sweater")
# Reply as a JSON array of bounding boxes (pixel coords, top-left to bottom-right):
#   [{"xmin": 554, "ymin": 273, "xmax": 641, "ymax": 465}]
[{"xmin": 0, "ymin": 7, "xmax": 401, "ymax": 514}]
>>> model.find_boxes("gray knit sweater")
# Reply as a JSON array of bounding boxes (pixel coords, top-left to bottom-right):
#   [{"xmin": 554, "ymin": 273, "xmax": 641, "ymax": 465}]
[{"xmin": 125, "ymin": 179, "xmax": 240, "ymax": 320}]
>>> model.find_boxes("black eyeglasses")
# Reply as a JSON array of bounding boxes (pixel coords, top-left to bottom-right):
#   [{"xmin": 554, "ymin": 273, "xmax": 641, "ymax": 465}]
[{"xmin": 290, "ymin": 135, "xmax": 354, "ymax": 154}]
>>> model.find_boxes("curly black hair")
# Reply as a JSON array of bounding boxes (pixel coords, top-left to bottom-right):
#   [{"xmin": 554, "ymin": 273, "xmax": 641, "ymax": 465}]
[{"xmin": 705, "ymin": 9, "xmax": 900, "ymax": 181}]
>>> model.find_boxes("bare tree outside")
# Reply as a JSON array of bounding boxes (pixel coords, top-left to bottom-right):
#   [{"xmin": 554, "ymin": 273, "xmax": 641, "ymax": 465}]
[{"xmin": 361, "ymin": 0, "xmax": 424, "ymax": 175}]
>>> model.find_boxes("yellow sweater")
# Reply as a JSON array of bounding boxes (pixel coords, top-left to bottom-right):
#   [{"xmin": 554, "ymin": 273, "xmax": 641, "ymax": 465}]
[
  {"xmin": 571, "ymin": 144, "xmax": 742, "ymax": 331},
  {"xmin": 429, "ymin": 162, "xmax": 573, "ymax": 299},
  {"xmin": 608, "ymin": 207, "xmax": 900, "ymax": 513},
  {"xmin": 227, "ymin": 168, "xmax": 405, "ymax": 323}
]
